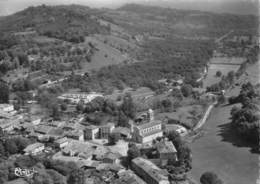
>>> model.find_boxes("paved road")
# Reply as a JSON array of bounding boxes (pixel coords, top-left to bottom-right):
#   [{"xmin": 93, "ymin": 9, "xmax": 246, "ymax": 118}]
[{"xmin": 190, "ymin": 62, "xmax": 259, "ymax": 184}]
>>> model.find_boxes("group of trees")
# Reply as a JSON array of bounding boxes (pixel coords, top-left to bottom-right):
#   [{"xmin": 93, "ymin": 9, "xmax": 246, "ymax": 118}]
[
  {"xmin": 229, "ymin": 82, "xmax": 260, "ymax": 144},
  {"xmin": 126, "ymin": 143, "xmax": 141, "ymax": 167},
  {"xmin": 83, "ymin": 93, "xmax": 136, "ymax": 127},
  {"xmin": 0, "ymin": 131, "xmax": 31, "ymax": 157},
  {"xmin": 166, "ymin": 131, "xmax": 192, "ymax": 173},
  {"xmin": 0, "ymin": 80, "xmax": 9, "ymax": 103},
  {"xmin": 37, "ymin": 86, "xmax": 65, "ymax": 120}
]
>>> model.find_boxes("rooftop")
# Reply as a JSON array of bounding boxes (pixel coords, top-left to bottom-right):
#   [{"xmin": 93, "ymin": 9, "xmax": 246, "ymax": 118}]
[
  {"xmin": 24, "ymin": 142, "xmax": 44, "ymax": 152},
  {"xmin": 35, "ymin": 125, "xmax": 52, "ymax": 134},
  {"xmin": 140, "ymin": 129, "xmax": 162, "ymax": 137},
  {"xmin": 55, "ymin": 137, "xmax": 68, "ymax": 144},
  {"xmin": 155, "ymin": 141, "xmax": 177, "ymax": 154},
  {"xmin": 136, "ymin": 120, "xmax": 162, "ymax": 130},
  {"xmin": 85, "ymin": 125, "xmax": 99, "ymax": 130},
  {"xmin": 132, "ymin": 157, "xmax": 168, "ymax": 183}
]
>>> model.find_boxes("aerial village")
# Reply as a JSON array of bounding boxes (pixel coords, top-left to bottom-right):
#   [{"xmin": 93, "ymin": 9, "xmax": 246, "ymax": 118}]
[{"xmin": 0, "ymin": 3, "xmax": 259, "ymax": 184}]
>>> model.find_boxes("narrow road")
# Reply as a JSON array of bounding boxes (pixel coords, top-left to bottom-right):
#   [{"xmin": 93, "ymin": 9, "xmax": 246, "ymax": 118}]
[
  {"xmin": 215, "ymin": 30, "xmax": 234, "ymax": 44},
  {"xmin": 190, "ymin": 61, "xmax": 259, "ymax": 184}
]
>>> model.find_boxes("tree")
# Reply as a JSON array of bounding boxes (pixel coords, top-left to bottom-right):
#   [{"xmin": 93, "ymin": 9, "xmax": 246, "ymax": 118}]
[
  {"xmin": 161, "ymin": 99, "xmax": 172, "ymax": 112},
  {"xmin": 0, "ymin": 142, "xmax": 5, "ymax": 156},
  {"xmin": 215, "ymin": 71, "xmax": 222, "ymax": 77},
  {"xmin": 127, "ymin": 143, "xmax": 140, "ymax": 166},
  {"xmin": 4, "ymin": 139, "xmax": 18, "ymax": 155},
  {"xmin": 60, "ymin": 102, "xmax": 67, "ymax": 111},
  {"xmin": 51, "ymin": 104, "xmax": 60, "ymax": 120},
  {"xmin": 67, "ymin": 169, "xmax": 86, "ymax": 184},
  {"xmin": 118, "ymin": 111, "xmax": 129, "ymax": 127},
  {"xmin": 46, "ymin": 169, "xmax": 66, "ymax": 184},
  {"xmin": 200, "ymin": 172, "xmax": 223, "ymax": 184},
  {"xmin": 181, "ymin": 84, "xmax": 193, "ymax": 97},
  {"xmin": 14, "ymin": 137, "xmax": 30, "ymax": 152},
  {"xmin": 171, "ymin": 88, "xmax": 183, "ymax": 100},
  {"xmin": 166, "ymin": 131, "xmax": 192, "ymax": 170},
  {"xmin": 0, "ymin": 81, "xmax": 9, "ymax": 103},
  {"xmin": 76, "ymin": 100, "xmax": 84, "ymax": 112},
  {"xmin": 121, "ymin": 93, "xmax": 136, "ymax": 119},
  {"xmin": 17, "ymin": 53, "xmax": 29, "ymax": 66},
  {"xmin": 108, "ymin": 133, "xmax": 120, "ymax": 145}
]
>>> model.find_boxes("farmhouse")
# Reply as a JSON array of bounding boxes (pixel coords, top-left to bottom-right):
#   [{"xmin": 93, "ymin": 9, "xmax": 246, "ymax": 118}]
[
  {"xmin": 102, "ymin": 151, "xmax": 121, "ymax": 164},
  {"xmin": 54, "ymin": 137, "xmax": 69, "ymax": 149}
]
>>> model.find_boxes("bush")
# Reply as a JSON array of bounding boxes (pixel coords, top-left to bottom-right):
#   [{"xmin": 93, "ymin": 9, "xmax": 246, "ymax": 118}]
[
  {"xmin": 200, "ymin": 172, "xmax": 223, "ymax": 184},
  {"xmin": 181, "ymin": 84, "xmax": 193, "ymax": 97},
  {"xmin": 108, "ymin": 133, "xmax": 120, "ymax": 145},
  {"xmin": 215, "ymin": 71, "xmax": 222, "ymax": 77}
]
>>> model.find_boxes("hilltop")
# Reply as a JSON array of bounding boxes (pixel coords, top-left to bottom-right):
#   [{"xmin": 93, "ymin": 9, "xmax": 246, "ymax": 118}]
[{"xmin": 0, "ymin": 4, "xmax": 110, "ymax": 42}]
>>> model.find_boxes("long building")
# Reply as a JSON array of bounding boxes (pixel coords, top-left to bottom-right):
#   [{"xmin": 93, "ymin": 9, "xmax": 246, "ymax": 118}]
[
  {"xmin": 131, "ymin": 157, "xmax": 169, "ymax": 184},
  {"xmin": 58, "ymin": 92, "xmax": 103, "ymax": 104}
]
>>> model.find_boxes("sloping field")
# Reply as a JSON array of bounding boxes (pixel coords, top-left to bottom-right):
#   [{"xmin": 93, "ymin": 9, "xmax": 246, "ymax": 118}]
[
  {"xmin": 80, "ymin": 36, "xmax": 127, "ymax": 72},
  {"xmin": 94, "ymin": 34, "xmax": 137, "ymax": 51}
]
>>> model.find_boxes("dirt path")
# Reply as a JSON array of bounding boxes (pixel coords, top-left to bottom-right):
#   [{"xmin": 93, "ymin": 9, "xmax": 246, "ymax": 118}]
[{"xmin": 189, "ymin": 61, "xmax": 259, "ymax": 184}]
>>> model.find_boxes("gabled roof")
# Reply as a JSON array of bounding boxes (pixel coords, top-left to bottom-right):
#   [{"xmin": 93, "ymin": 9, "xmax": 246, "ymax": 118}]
[
  {"xmin": 136, "ymin": 120, "xmax": 161, "ymax": 130},
  {"xmin": 35, "ymin": 125, "xmax": 52, "ymax": 134}
]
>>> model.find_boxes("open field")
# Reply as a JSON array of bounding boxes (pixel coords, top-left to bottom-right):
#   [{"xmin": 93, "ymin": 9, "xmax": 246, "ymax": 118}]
[
  {"xmin": 210, "ymin": 57, "xmax": 245, "ymax": 65},
  {"xmin": 156, "ymin": 105, "xmax": 204, "ymax": 129},
  {"xmin": 203, "ymin": 57, "xmax": 246, "ymax": 88},
  {"xmin": 190, "ymin": 61, "xmax": 259, "ymax": 184},
  {"xmin": 203, "ymin": 64, "xmax": 240, "ymax": 88}
]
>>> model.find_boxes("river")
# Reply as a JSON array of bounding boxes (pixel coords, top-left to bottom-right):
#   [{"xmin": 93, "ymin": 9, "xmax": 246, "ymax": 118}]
[{"xmin": 190, "ymin": 61, "xmax": 260, "ymax": 184}]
